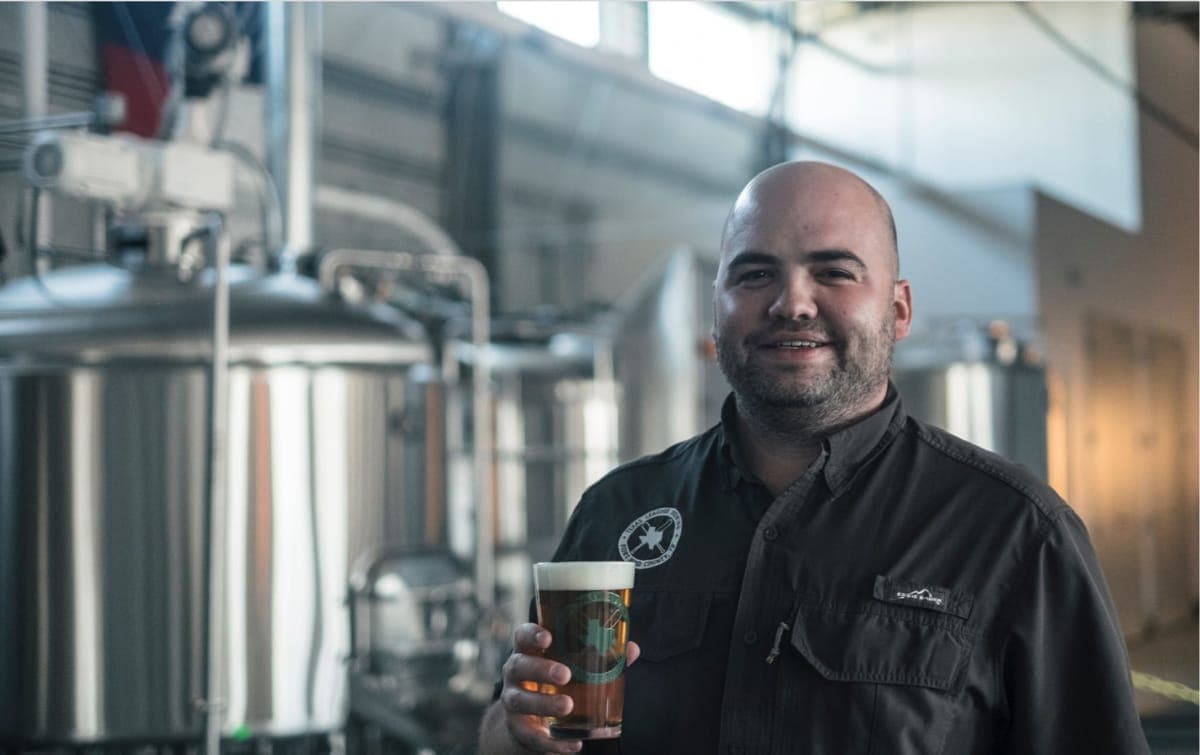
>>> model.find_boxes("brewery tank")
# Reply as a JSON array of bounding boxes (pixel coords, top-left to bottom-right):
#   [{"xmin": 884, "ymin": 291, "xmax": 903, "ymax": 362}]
[{"xmin": 0, "ymin": 262, "xmax": 437, "ymax": 749}]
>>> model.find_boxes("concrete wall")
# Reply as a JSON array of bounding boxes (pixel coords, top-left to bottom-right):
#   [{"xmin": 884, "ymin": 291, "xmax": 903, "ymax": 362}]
[{"xmin": 497, "ymin": 34, "xmax": 753, "ymax": 313}]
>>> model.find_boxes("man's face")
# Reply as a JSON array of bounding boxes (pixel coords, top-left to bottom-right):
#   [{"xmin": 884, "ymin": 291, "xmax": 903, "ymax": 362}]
[{"xmin": 713, "ymin": 166, "xmax": 912, "ymax": 421}]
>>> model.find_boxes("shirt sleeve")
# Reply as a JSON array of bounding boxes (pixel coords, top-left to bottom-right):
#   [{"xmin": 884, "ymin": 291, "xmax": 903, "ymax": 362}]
[{"xmin": 997, "ymin": 508, "xmax": 1150, "ymax": 754}]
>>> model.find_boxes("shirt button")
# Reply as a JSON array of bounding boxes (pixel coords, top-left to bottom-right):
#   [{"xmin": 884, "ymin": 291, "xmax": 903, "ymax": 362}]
[
  {"xmin": 743, "ymin": 629, "xmax": 758, "ymax": 644},
  {"xmin": 763, "ymin": 526, "xmax": 778, "ymax": 541}
]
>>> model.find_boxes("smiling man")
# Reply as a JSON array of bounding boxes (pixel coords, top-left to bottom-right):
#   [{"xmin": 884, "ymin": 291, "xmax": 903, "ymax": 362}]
[
  {"xmin": 713, "ymin": 162, "xmax": 911, "ymax": 495},
  {"xmin": 480, "ymin": 162, "xmax": 1148, "ymax": 754}
]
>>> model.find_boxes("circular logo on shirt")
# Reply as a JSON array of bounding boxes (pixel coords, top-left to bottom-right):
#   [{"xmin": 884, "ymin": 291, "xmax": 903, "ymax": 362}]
[{"xmin": 618, "ymin": 507, "xmax": 683, "ymax": 569}]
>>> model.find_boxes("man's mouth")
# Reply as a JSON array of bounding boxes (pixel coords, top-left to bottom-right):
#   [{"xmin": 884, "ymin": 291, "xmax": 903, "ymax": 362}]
[{"xmin": 758, "ymin": 333, "xmax": 833, "ymax": 349}]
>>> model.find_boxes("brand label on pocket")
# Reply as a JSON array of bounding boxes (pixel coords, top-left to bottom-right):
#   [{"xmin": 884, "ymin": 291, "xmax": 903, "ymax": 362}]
[
  {"xmin": 873, "ymin": 575, "xmax": 972, "ymax": 619},
  {"xmin": 891, "ymin": 585, "xmax": 949, "ymax": 608}
]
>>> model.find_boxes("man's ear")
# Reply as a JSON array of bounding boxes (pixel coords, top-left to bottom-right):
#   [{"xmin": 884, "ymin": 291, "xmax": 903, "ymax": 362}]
[{"xmin": 893, "ymin": 279, "xmax": 913, "ymax": 341}]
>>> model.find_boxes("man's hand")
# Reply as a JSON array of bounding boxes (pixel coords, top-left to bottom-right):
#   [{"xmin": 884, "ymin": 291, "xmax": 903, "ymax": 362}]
[{"xmin": 479, "ymin": 622, "xmax": 641, "ymax": 754}]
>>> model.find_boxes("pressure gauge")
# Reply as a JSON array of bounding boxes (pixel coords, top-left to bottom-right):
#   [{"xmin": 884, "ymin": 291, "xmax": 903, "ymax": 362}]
[{"xmin": 185, "ymin": 6, "xmax": 233, "ymax": 56}]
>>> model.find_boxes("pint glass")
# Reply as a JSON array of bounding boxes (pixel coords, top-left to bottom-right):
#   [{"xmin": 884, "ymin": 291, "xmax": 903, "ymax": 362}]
[{"xmin": 533, "ymin": 561, "xmax": 635, "ymax": 739}]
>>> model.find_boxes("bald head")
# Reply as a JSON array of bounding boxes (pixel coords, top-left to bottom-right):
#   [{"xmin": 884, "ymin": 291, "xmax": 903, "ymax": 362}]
[
  {"xmin": 721, "ymin": 161, "xmax": 899, "ymax": 280},
  {"xmin": 712, "ymin": 160, "xmax": 914, "ymax": 436}
]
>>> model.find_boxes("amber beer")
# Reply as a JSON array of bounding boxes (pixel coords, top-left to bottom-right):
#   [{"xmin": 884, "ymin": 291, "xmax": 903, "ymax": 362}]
[{"xmin": 534, "ymin": 561, "xmax": 635, "ymax": 739}]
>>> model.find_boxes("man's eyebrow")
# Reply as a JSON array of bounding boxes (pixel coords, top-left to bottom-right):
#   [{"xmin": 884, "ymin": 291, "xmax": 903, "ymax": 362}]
[
  {"xmin": 726, "ymin": 251, "xmax": 779, "ymax": 269},
  {"xmin": 807, "ymin": 249, "xmax": 867, "ymax": 268},
  {"xmin": 726, "ymin": 249, "xmax": 868, "ymax": 269}
]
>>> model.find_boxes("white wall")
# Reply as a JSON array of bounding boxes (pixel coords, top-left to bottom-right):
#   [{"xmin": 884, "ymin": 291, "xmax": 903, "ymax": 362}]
[
  {"xmin": 791, "ymin": 2, "xmax": 1141, "ymax": 232},
  {"xmin": 887, "ymin": 183, "xmax": 1038, "ymax": 339}
]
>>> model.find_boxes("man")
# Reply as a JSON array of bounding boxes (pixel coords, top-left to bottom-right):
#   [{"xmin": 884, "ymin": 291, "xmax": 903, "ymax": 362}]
[{"xmin": 479, "ymin": 162, "xmax": 1148, "ymax": 754}]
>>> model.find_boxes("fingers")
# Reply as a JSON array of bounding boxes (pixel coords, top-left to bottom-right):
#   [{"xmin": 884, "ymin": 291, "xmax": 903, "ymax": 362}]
[
  {"xmin": 506, "ymin": 712, "xmax": 582, "ymax": 754},
  {"xmin": 502, "ymin": 642, "xmax": 571, "ymax": 691},
  {"xmin": 501, "ymin": 623, "xmax": 581, "ymax": 752},
  {"xmin": 500, "ymin": 683, "xmax": 581, "ymax": 753},
  {"xmin": 513, "ymin": 622, "xmax": 552, "ymax": 653},
  {"xmin": 626, "ymin": 639, "xmax": 641, "ymax": 667},
  {"xmin": 502, "ymin": 623, "xmax": 565, "ymax": 692},
  {"xmin": 501, "ymin": 683, "xmax": 572, "ymax": 721}
]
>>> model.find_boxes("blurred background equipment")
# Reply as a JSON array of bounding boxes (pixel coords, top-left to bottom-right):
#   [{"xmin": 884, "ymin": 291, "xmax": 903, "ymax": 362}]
[
  {"xmin": 0, "ymin": 1, "xmax": 1195, "ymax": 753},
  {"xmin": 892, "ymin": 318, "xmax": 1049, "ymax": 478}
]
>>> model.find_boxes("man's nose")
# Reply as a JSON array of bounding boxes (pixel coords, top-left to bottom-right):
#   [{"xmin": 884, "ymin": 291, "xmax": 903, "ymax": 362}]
[{"xmin": 767, "ymin": 272, "xmax": 818, "ymax": 321}]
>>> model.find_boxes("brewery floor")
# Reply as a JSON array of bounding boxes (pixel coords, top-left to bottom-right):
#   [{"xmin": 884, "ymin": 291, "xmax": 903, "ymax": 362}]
[{"xmin": 1128, "ymin": 614, "xmax": 1200, "ymax": 754}]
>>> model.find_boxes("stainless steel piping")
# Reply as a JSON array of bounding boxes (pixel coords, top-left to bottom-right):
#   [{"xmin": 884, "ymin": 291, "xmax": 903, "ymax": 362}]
[
  {"xmin": 21, "ymin": 3, "xmax": 47, "ymax": 119},
  {"xmin": 203, "ymin": 216, "xmax": 232, "ymax": 755},
  {"xmin": 317, "ymin": 250, "xmax": 494, "ymax": 639},
  {"xmin": 266, "ymin": 1, "xmax": 321, "ymax": 273},
  {"xmin": 314, "ymin": 186, "xmax": 462, "ymax": 256},
  {"xmin": 21, "ymin": 2, "xmax": 49, "ymax": 272}
]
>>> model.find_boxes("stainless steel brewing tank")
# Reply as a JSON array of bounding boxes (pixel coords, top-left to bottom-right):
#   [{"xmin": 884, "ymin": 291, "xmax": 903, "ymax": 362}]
[
  {"xmin": 0, "ymin": 264, "xmax": 434, "ymax": 746},
  {"xmin": 892, "ymin": 361, "xmax": 1048, "ymax": 479},
  {"xmin": 463, "ymin": 332, "xmax": 619, "ymax": 633}
]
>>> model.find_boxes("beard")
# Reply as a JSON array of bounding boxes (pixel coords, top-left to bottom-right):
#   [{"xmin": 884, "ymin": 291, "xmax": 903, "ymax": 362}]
[{"xmin": 715, "ymin": 310, "xmax": 896, "ymax": 433}]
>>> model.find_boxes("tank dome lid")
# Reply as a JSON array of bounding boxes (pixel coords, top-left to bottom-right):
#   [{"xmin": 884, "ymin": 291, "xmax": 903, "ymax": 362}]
[{"xmin": 0, "ymin": 265, "xmax": 431, "ymax": 366}]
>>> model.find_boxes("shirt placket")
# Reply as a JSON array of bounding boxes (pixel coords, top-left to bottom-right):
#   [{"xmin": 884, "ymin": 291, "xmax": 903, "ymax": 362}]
[{"xmin": 717, "ymin": 462, "xmax": 826, "ymax": 754}]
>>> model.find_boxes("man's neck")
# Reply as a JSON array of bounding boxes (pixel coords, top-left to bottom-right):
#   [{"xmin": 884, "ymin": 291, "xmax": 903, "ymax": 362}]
[
  {"xmin": 734, "ymin": 410, "xmax": 822, "ymax": 497},
  {"xmin": 732, "ymin": 388, "xmax": 888, "ymax": 497}
]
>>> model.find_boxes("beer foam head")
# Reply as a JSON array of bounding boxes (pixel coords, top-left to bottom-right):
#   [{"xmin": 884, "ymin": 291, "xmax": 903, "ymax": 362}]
[{"xmin": 534, "ymin": 561, "xmax": 635, "ymax": 591}]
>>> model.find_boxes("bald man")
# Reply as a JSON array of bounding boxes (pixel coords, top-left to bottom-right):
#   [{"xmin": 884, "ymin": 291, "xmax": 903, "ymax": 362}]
[{"xmin": 480, "ymin": 162, "xmax": 1147, "ymax": 754}]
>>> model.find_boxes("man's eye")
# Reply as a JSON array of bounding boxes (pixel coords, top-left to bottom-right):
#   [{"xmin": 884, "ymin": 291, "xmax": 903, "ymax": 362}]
[
  {"xmin": 735, "ymin": 269, "xmax": 772, "ymax": 285},
  {"xmin": 818, "ymin": 268, "xmax": 856, "ymax": 281}
]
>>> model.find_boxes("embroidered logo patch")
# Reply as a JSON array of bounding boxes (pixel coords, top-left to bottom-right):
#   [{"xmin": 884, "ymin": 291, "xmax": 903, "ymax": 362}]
[
  {"xmin": 893, "ymin": 587, "xmax": 946, "ymax": 607},
  {"xmin": 873, "ymin": 574, "xmax": 972, "ymax": 619},
  {"xmin": 618, "ymin": 507, "xmax": 683, "ymax": 569}
]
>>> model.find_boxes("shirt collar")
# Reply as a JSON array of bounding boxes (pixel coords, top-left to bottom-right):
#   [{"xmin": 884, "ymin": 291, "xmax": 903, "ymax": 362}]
[
  {"xmin": 717, "ymin": 384, "xmax": 904, "ymax": 493},
  {"xmin": 717, "ymin": 397, "xmax": 751, "ymax": 491}
]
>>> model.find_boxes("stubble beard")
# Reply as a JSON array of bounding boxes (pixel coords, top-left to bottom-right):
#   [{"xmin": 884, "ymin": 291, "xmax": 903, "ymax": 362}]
[{"xmin": 716, "ymin": 312, "xmax": 896, "ymax": 438}]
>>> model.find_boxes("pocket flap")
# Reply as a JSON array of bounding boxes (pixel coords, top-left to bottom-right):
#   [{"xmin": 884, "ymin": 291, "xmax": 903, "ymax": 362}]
[
  {"xmin": 789, "ymin": 604, "xmax": 971, "ymax": 691},
  {"xmin": 631, "ymin": 590, "xmax": 712, "ymax": 662}
]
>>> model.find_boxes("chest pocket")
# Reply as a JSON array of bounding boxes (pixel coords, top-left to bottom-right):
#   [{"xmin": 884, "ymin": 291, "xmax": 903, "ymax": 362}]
[
  {"xmin": 781, "ymin": 601, "xmax": 976, "ymax": 755},
  {"xmin": 790, "ymin": 602, "xmax": 971, "ymax": 690},
  {"xmin": 630, "ymin": 589, "xmax": 712, "ymax": 661},
  {"xmin": 621, "ymin": 589, "xmax": 720, "ymax": 752}
]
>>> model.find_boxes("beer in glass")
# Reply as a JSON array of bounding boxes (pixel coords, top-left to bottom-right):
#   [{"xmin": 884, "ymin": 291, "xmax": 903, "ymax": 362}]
[{"xmin": 533, "ymin": 561, "xmax": 635, "ymax": 740}]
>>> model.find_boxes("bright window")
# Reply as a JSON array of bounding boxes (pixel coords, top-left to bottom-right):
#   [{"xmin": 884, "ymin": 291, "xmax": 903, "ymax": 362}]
[
  {"xmin": 647, "ymin": 2, "xmax": 781, "ymax": 116},
  {"xmin": 498, "ymin": 1, "xmax": 600, "ymax": 48}
]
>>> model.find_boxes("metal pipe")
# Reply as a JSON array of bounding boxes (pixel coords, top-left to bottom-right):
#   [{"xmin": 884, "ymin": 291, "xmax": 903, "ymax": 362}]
[
  {"xmin": 21, "ymin": 3, "xmax": 47, "ymax": 119},
  {"xmin": 22, "ymin": 2, "xmax": 50, "ymax": 273},
  {"xmin": 203, "ymin": 216, "xmax": 232, "ymax": 755},
  {"xmin": 266, "ymin": 1, "xmax": 321, "ymax": 273},
  {"xmin": 317, "ymin": 250, "xmax": 494, "ymax": 648},
  {"xmin": 213, "ymin": 139, "xmax": 285, "ymax": 268},
  {"xmin": 314, "ymin": 185, "xmax": 463, "ymax": 256},
  {"xmin": 0, "ymin": 112, "xmax": 93, "ymax": 136}
]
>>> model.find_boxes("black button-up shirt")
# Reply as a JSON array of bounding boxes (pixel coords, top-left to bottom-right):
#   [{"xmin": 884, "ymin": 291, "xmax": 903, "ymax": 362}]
[{"xmin": 550, "ymin": 390, "xmax": 1148, "ymax": 755}]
